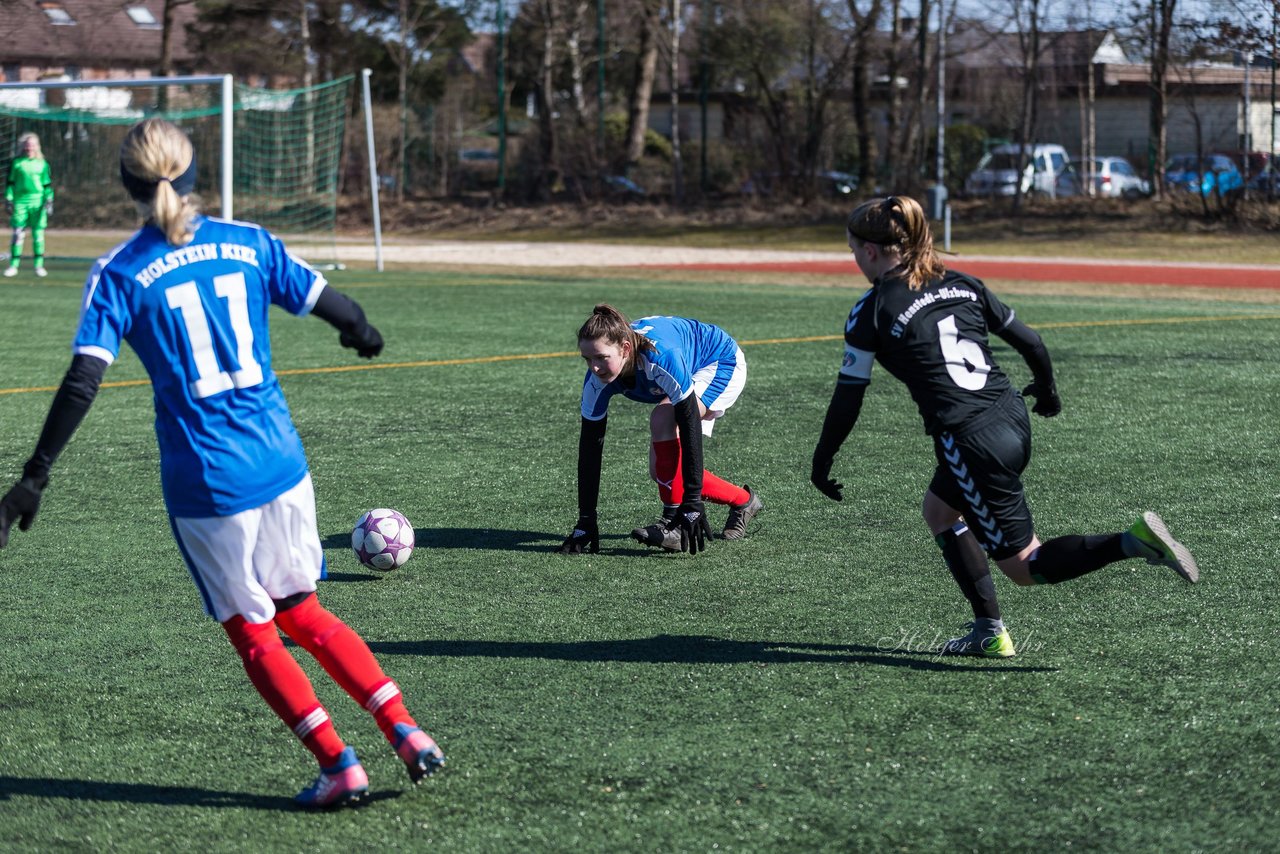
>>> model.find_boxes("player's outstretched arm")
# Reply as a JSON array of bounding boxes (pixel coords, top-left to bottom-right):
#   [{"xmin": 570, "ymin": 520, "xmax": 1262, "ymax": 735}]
[
  {"xmin": 0, "ymin": 354, "xmax": 106, "ymax": 548},
  {"xmin": 663, "ymin": 395, "xmax": 712, "ymax": 554},
  {"xmin": 311, "ymin": 286, "xmax": 384, "ymax": 358},
  {"xmin": 811, "ymin": 380, "xmax": 868, "ymax": 502},
  {"xmin": 995, "ymin": 318, "xmax": 1061, "ymax": 417},
  {"xmin": 558, "ymin": 417, "xmax": 607, "ymax": 553}
]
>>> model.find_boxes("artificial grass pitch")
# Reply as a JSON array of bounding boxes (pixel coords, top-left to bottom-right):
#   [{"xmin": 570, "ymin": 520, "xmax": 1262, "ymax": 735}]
[{"xmin": 1, "ymin": 267, "xmax": 1277, "ymax": 850}]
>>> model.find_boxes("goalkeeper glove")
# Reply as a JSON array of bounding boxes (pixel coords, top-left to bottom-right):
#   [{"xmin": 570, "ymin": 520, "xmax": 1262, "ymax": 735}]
[
  {"xmin": 666, "ymin": 499, "xmax": 712, "ymax": 555},
  {"xmin": 1021, "ymin": 381, "xmax": 1062, "ymax": 418},
  {"xmin": 556, "ymin": 516, "xmax": 599, "ymax": 554},
  {"xmin": 340, "ymin": 323, "xmax": 384, "ymax": 358},
  {"xmin": 0, "ymin": 476, "xmax": 46, "ymax": 549},
  {"xmin": 810, "ymin": 453, "xmax": 844, "ymax": 502}
]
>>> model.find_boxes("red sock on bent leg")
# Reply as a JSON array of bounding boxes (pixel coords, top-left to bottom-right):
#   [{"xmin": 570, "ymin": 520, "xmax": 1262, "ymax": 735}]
[
  {"xmin": 701, "ymin": 471, "xmax": 749, "ymax": 506},
  {"xmin": 653, "ymin": 438, "xmax": 748, "ymax": 506},
  {"xmin": 652, "ymin": 438, "xmax": 683, "ymax": 505},
  {"xmin": 222, "ymin": 615, "xmax": 346, "ymax": 766},
  {"xmin": 274, "ymin": 594, "xmax": 417, "ymax": 743}
]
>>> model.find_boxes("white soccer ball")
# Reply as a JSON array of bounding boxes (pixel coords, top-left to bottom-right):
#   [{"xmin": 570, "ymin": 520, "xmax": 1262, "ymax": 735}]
[{"xmin": 351, "ymin": 508, "xmax": 415, "ymax": 570}]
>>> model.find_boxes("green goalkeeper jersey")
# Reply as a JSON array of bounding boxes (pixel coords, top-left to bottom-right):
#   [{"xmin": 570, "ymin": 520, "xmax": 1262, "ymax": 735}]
[{"xmin": 6, "ymin": 156, "xmax": 53, "ymax": 203}]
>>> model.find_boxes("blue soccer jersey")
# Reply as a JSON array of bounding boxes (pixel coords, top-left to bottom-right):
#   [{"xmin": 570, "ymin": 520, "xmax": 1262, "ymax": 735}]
[
  {"xmin": 73, "ymin": 215, "xmax": 327, "ymax": 517},
  {"xmin": 581, "ymin": 315, "xmax": 740, "ymax": 420}
]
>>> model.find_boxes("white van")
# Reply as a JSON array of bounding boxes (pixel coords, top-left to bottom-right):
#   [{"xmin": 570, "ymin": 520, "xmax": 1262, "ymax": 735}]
[{"xmin": 964, "ymin": 143, "xmax": 1073, "ymax": 198}]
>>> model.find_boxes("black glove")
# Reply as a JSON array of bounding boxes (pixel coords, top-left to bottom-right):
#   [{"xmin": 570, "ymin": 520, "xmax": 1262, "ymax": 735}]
[
  {"xmin": 666, "ymin": 499, "xmax": 712, "ymax": 555},
  {"xmin": 556, "ymin": 516, "xmax": 599, "ymax": 554},
  {"xmin": 1022, "ymin": 381, "xmax": 1062, "ymax": 418},
  {"xmin": 810, "ymin": 453, "xmax": 844, "ymax": 501},
  {"xmin": 340, "ymin": 323, "xmax": 384, "ymax": 358},
  {"xmin": 0, "ymin": 477, "xmax": 45, "ymax": 548}
]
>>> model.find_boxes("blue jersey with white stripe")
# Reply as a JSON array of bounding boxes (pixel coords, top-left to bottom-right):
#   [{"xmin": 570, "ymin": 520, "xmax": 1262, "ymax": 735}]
[
  {"xmin": 73, "ymin": 215, "xmax": 326, "ymax": 517},
  {"xmin": 581, "ymin": 315, "xmax": 739, "ymax": 419}
]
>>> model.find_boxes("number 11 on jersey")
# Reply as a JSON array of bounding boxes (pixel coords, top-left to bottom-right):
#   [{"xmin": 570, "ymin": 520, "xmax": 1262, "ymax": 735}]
[{"xmin": 165, "ymin": 272, "xmax": 264, "ymax": 399}]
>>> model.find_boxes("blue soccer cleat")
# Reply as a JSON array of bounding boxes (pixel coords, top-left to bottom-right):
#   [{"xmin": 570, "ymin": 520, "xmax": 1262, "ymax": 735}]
[
  {"xmin": 394, "ymin": 723, "xmax": 445, "ymax": 784},
  {"xmin": 294, "ymin": 746, "xmax": 369, "ymax": 810}
]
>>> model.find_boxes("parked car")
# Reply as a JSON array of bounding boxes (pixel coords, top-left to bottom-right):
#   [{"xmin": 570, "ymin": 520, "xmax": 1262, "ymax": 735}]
[
  {"xmin": 741, "ymin": 170, "xmax": 859, "ymax": 198},
  {"xmin": 1219, "ymin": 150, "xmax": 1271, "ymax": 181},
  {"xmin": 555, "ymin": 174, "xmax": 646, "ymax": 200},
  {"xmin": 1069, "ymin": 156, "xmax": 1150, "ymax": 199},
  {"xmin": 1247, "ymin": 166, "xmax": 1280, "ymax": 195},
  {"xmin": 964, "ymin": 143, "xmax": 1074, "ymax": 198},
  {"xmin": 1163, "ymin": 153, "xmax": 1244, "ymax": 196},
  {"xmin": 818, "ymin": 170, "xmax": 860, "ymax": 196}
]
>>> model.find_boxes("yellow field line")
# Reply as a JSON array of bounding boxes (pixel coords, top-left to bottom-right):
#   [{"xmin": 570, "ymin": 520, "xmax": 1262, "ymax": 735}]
[{"xmin": 3, "ymin": 313, "xmax": 1277, "ymax": 397}]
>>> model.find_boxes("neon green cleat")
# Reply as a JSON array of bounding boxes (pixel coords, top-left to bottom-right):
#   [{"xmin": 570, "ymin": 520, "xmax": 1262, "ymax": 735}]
[
  {"xmin": 940, "ymin": 622, "xmax": 1017, "ymax": 658},
  {"xmin": 1128, "ymin": 511, "xmax": 1198, "ymax": 583}
]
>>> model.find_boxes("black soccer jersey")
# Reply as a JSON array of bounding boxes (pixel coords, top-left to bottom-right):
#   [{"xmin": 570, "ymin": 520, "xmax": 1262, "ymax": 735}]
[{"xmin": 841, "ymin": 268, "xmax": 1017, "ymax": 435}]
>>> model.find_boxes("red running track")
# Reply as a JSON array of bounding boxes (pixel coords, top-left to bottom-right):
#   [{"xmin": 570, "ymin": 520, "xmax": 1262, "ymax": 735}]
[{"xmin": 653, "ymin": 257, "xmax": 1280, "ymax": 290}]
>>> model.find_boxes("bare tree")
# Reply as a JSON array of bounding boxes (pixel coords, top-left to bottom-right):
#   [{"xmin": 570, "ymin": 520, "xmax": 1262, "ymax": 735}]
[
  {"xmin": 668, "ymin": 0, "xmax": 684, "ymax": 202},
  {"xmin": 533, "ymin": 0, "xmax": 564, "ymax": 198},
  {"xmin": 566, "ymin": 0, "xmax": 592, "ymax": 117},
  {"xmin": 847, "ymin": 0, "xmax": 885, "ymax": 191},
  {"xmin": 1010, "ymin": 0, "xmax": 1043, "ymax": 214},
  {"xmin": 1148, "ymin": 0, "xmax": 1177, "ymax": 200},
  {"xmin": 624, "ymin": 0, "xmax": 663, "ymax": 169}
]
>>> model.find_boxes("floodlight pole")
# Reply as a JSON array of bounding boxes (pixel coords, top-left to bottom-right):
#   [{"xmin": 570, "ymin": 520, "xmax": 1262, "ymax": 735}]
[
  {"xmin": 497, "ymin": 0, "xmax": 508, "ymax": 193},
  {"xmin": 935, "ymin": 0, "xmax": 946, "ymax": 187},
  {"xmin": 597, "ymin": 0, "xmax": 606, "ymax": 159},
  {"xmin": 362, "ymin": 69, "xmax": 384, "ymax": 273}
]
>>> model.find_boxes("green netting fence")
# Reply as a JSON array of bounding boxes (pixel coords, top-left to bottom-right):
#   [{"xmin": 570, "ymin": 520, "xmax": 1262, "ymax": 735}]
[{"xmin": 0, "ymin": 75, "xmax": 353, "ymax": 266}]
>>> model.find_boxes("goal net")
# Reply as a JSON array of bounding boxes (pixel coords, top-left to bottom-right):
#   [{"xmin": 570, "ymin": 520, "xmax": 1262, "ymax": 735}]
[{"xmin": 0, "ymin": 74, "xmax": 354, "ymax": 268}]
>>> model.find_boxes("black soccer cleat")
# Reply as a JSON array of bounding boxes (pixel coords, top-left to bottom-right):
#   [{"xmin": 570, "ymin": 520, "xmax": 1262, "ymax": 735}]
[
  {"xmin": 630, "ymin": 519, "xmax": 683, "ymax": 552},
  {"xmin": 721, "ymin": 487, "xmax": 763, "ymax": 540}
]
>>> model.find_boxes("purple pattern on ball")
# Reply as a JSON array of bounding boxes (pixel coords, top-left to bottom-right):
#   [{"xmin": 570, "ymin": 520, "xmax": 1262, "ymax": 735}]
[{"xmin": 351, "ymin": 508, "xmax": 415, "ymax": 570}]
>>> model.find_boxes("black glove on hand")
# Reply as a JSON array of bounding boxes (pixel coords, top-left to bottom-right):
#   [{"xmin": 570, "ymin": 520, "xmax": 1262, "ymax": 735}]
[
  {"xmin": 810, "ymin": 453, "xmax": 844, "ymax": 501},
  {"xmin": 666, "ymin": 499, "xmax": 712, "ymax": 555},
  {"xmin": 557, "ymin": 516, "xmax": 599, "ymax": 554},
  {"xmin": 1022, "ymin": 381, "xmax": 1062, "ymax": 417},
  {"xmin": 0, "ymin": 477, "xmax": 45, "ymax": 548},
  {"xmin": 340, "ymin": 323, "xmax": 384, "ymax": 358}
]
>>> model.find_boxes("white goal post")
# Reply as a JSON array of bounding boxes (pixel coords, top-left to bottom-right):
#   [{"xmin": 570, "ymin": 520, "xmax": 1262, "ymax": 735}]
[
  {"xmin": 0, "ymin": 72, "xmax": 380, "ymax": 270},
  {"xmin": 0, "ymin": 74, "xmax": 235, "ymax": 218}
]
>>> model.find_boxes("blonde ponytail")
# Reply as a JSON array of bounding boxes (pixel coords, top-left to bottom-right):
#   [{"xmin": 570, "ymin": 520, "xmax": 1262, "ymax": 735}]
[{"xmin": 120, "ymin": 118, "xmax": 200, "ymax": 247}]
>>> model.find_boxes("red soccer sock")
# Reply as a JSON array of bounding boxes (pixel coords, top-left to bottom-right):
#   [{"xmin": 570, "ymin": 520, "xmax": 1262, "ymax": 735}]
[
  {"xmin": 652, "ymin": 438, "xmax": 683, "ymax": 505},
  {"xmin": 653, "ymin": 438, "xmax": 749, "ymax": 506},
  {"xmin": 702, "ymin": 471, "xmax": 750, "ymax": 507},
  {"xmin": 222, "ymin": 615, "xmax": 346, "ymax": 767},
  {"xmin": 275, "ymin": 594, "xmax": 417, "ymax": 743}
]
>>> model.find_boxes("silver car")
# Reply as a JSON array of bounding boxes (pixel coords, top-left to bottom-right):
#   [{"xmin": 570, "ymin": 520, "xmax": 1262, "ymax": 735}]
[
  {"xmin": 1069, "ymin": 156, "xmax": 1150, "ymax": 199},
  {"xmin": 964, "ymin": 143, "xmax": 1073, "ymax": 198}
]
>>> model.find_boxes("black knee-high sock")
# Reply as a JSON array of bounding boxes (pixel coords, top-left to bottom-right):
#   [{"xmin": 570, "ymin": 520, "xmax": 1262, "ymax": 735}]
[
  {"xmin": 1029, "ymin": 533, "xmax": 1127, "ymax": 584},
  {"xmin": 936, "ymin": 523, "xmax": 1001, "ymax": 621}
]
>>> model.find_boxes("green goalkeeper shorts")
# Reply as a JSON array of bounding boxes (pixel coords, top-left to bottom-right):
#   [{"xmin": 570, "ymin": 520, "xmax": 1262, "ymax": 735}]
[{"xmin": 9, "ymin": 197, "xmax": 48, "ymax": 231}]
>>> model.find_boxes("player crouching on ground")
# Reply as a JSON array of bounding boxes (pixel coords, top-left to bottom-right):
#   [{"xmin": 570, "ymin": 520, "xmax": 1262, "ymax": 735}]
[
  {"xmin": 558, "ymin": 304, "xmax": 763, "ymax": 555},
  {"xmin": 0, "ymin": 118, "xmax": 443, "ymax": 809},
  {"xmin": 810, "ymin": 195, "xmax": 1198, "ymax": 658}
]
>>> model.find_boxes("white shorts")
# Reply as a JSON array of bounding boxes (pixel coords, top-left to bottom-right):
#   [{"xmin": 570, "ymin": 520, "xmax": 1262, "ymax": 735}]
[
  {"xmin": 691, "ymin": 346, "xmax": 746, "ymax": 436},
  {"xmin": 171, "ymin": 473, "xmax": 325, "ymax": 624}
]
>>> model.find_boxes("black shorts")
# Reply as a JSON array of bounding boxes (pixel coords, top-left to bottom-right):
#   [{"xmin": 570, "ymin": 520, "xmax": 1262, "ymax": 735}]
[{"xmin": 928, "ymin": 397, "xmax": 1034, "ymax": 560}]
